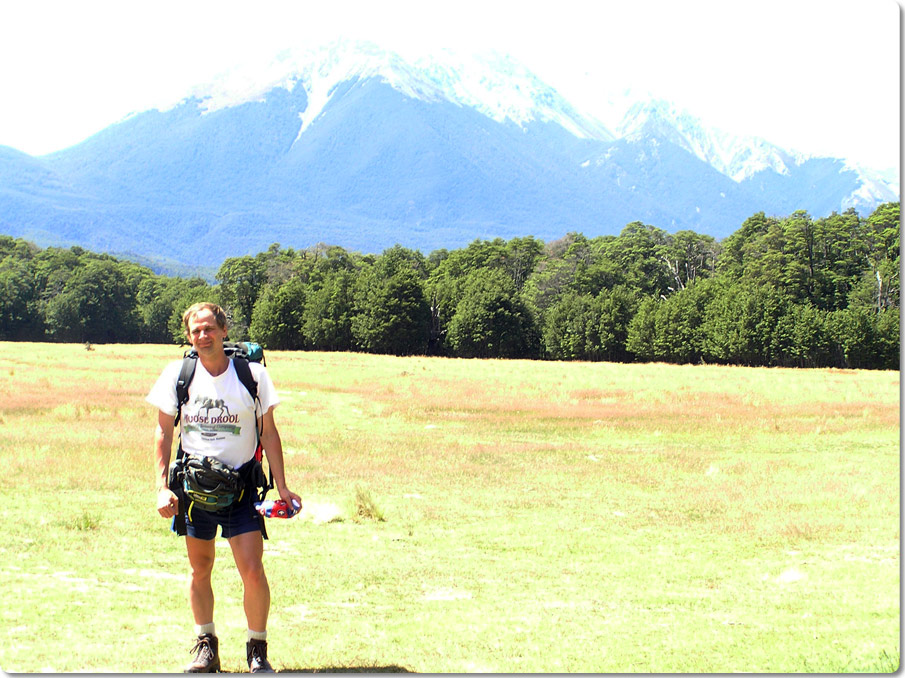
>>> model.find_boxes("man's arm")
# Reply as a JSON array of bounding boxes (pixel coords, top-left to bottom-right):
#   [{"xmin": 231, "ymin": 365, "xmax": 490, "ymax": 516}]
[
  {"xmin": 154, "ymin": 410, "xmax": 179, "ymax": 518},
  {"xmin": 259, "ymin": 408, "xmax": 302, "ymax": 508}
]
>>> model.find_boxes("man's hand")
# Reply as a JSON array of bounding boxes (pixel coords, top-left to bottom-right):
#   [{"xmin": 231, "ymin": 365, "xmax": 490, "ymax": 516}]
[
  {"xmin": 157, "ymin": 487, "xmax": 179, "ymax": 518},
  {"xmin": 278, "ymin": 486, "xmax": 302, "ymax": 512}
]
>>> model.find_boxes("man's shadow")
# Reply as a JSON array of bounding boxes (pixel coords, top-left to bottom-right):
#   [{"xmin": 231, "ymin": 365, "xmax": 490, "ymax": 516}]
[{"xmin": 277, "ymin": 666, "xmax": 414, "ymax": 673}]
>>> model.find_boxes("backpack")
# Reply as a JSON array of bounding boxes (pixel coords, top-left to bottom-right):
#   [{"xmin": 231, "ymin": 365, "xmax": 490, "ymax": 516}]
[{"xmin": 168, "ymin": 341, "xmax": 274, "ymax": 537}]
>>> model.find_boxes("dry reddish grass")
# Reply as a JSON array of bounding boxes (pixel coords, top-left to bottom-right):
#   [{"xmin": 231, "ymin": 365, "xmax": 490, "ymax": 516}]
[{"xmin": 0, "ymin": 344, "xmax": 898, "ymax": 672}]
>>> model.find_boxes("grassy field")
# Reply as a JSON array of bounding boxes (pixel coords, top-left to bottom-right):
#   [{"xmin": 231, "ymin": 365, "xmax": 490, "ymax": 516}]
[{"xmin": 0, "ymin": 342, "xmax": 899, "ymax": 673}]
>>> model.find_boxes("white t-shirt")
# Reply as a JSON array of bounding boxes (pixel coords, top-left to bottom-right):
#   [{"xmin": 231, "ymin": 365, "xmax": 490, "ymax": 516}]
[{"xmin": 146, "ymin": 358, "xmax": 280, "ymax": 469}]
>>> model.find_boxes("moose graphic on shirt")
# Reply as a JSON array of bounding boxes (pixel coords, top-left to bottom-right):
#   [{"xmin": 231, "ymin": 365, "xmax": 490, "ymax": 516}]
[
  {"xmin": 183, "ymin": 395, "xmax": 242, "ymax": 438},
  {"xmin": 193, "ymin": 395, "xmax": 231, "ymax": 418}
]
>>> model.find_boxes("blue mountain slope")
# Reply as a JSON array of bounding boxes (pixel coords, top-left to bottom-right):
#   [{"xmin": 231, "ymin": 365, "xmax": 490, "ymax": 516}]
[
  {"xmin": 740, "ymin": 158, "xmax": 865, "ymax": 216},
  {"xmin": 46, "ymin": 85, "xmax": 311, "ymax": 207},
  {"xmin": 272, "ymin": 77, "xmax": 600, "ymax": 227},
  {"xmin": 0, "ymin": 48, "xmax": 896, "ymax": 270},
  {"xmin": 579, "ymin": 135, "xmax": 768, "ymax": 235}
]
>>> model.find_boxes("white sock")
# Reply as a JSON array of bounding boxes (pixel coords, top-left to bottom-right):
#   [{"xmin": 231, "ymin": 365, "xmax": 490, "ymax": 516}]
[
  {"xmin": 195, "ymin": 622, "xmax": 216, "ymax": 637},
  {"xmin": 248, "ymin": 629, "xmax": 267, "ymax": 642}
]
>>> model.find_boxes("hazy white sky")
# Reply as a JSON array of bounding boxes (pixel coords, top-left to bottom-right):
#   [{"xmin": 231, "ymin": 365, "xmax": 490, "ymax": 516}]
[{"xmin": 0, "ymin": 0, "xmax": 900, "ymax": 172}]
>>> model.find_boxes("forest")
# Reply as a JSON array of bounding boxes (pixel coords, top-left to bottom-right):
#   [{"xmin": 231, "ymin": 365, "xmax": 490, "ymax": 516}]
[{"xmin": 0, "ymin": 203, "xmax": 899, "ymax": 369}]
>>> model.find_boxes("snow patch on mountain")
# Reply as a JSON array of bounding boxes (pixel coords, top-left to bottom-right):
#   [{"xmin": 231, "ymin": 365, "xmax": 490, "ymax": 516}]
[
  {"xmin": 413, "ymin": 50, "xmax": 614, "ymax": 140},
  {"xmin": 617, "ymin": 99, "xmax": 802, "ymax": 182},
  {"xmin": 840, "ymin": 162, "xmax": 900, "ymax": 210},
  {"xmin": 183, "ymin": 56, "xmax": 302, "ymax": 114},
  {"xmin": 180, "ymin": 40, "xmax": 615, "ymax": 143},
  {"xmin": 172, "ymin": 41, "xmax": 896, "ymax": 201}
]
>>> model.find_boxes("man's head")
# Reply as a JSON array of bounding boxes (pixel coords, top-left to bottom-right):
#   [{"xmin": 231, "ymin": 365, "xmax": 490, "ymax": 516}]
[{"xmin": 182, "ymin": 302, "xmax": 228, "ymax": 351}]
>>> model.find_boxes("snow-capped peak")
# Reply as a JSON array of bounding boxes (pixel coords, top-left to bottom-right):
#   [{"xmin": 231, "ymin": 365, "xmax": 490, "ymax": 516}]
[
  {"xmin": 184, "ymin": 40, "xmax": 614, "ymax": 142},
  {"xmin": 617, "ymin": 98, "xmax": 802, "ymax": 182},
  {"xmin": 175, "ymin": 41, "xmax": 895, "ymax": 196},
  {"xmin": 838, "ymin": 161, "xmax": 900, "ymax": 210},
  {"xmin": 409, "ymin": 49, "xmax": 614, "ymax": 141}
]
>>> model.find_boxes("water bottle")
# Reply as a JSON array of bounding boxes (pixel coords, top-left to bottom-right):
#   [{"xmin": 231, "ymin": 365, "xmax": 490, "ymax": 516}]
[{"xmin": 254, "ymin": 498, "xmax": 301, "ymax": 518}]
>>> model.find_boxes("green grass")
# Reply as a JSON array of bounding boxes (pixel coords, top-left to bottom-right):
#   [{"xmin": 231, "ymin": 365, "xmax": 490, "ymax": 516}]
[{"xmin": 0, "ymin": 343, "xmax": 899, "ymax": 672}]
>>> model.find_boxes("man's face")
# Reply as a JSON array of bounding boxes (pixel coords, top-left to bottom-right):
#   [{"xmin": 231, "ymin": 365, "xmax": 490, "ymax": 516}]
[{"xmin": 186, "ymin": 309, "xmax": 227, "ymax": 355}]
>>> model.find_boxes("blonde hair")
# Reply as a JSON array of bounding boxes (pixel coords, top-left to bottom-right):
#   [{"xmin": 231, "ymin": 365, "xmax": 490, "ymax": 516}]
[{"xmin": 182, "ymin": 302, "xmax": 228, "ymax": 336}]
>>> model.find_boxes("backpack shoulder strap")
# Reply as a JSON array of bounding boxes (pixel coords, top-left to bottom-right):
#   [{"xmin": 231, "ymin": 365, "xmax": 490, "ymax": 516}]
[
  {"xmin": 231, "ymin": 355, "xmax": 264, "ymax": 452},
  {"xmin": 231, "ymin": 357, "xmax": 258, "ymax": 400},
  {"xmin": 175, "ymin": 355, "xmax": 197, "ymax": 425},
  {"xmin": 231, "ymin": 357, "xmax": 273, "ymax": 503},
  {"xmin": 174, "ymin": 355, "xmax": 197, "ymax": 462}
]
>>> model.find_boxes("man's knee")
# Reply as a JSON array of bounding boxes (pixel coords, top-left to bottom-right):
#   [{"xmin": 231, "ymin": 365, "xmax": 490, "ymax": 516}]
[
  {"xmin": 190, "ymin": 558, "xmax": 215, "ymax": 581},
  {"xmin": 239, "ymin": 554, "xmax": 267, "ymax": 585},
  {"xmin": 187, "ymin": 538, "xmax": 216, "ymax": 579},
  {"xmin": 230, "ymin": 533, "xmax": 267, "ymax": 583}
]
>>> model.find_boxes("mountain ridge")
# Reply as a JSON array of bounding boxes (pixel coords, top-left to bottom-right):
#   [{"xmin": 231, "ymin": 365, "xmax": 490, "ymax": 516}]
[{"xmin": 0, "ymin": 41, "xmax": 897, "ymax": 273}]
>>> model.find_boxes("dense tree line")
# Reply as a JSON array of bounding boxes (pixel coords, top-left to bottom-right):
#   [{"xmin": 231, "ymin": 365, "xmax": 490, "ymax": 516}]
[{"xmin": 0, "ymin": 203, "xmax": 898, "ymax": 369}]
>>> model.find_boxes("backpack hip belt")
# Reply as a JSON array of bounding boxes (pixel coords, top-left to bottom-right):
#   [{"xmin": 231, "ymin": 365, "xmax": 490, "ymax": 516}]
[{"xmin": 182, "ymin": 454, "xmax": 245, "ymax": 514}]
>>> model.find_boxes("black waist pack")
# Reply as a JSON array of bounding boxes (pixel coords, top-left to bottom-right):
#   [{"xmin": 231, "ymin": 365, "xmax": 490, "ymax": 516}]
[{"xmin": 182, "ymin": 455, "xmax": 245, "ymax": 511}]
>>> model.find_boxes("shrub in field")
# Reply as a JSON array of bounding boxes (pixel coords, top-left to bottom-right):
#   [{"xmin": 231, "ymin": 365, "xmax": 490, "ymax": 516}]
[
  {"xmin": 351, "ymin": 485, "xmax": 385, "ymax": 523},
  {"xmin": 65, "ymin": 511, "xmax": 101, "ymax": 531}
]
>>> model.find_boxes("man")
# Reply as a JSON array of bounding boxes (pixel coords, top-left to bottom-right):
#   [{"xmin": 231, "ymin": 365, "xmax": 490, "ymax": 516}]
[{"xmin": 147, "ymin": 302, "xmax": 301, "ymax": 673}]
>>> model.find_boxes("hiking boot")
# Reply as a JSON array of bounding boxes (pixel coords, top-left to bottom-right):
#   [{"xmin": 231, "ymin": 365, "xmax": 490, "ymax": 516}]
[
  {"xmin": 185, "ymin": 633, "xmax": 220, "ymax": 673},
  {"xmin": 246, "ymin": 638, "xmax": 274, "ymax": 673}
]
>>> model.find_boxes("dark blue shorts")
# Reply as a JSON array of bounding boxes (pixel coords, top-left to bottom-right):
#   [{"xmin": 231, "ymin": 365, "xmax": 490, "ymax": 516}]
[{"xmin": 176, "ymin": 486, "xmax": 262, "ymax": 541}]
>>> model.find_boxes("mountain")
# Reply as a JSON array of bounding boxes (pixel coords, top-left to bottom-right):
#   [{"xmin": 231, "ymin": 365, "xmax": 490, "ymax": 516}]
[
  {"xmin": 615, "ymin": 99, "xmax": 799, "ymax": 181},
  {"xmin": 0, "ymin": 41, "xmax": 897, "ymax": 272}
]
